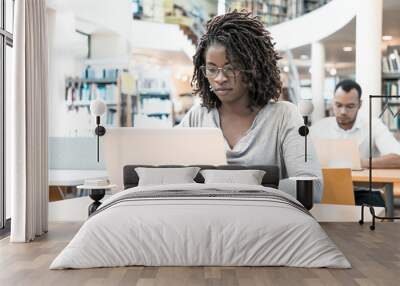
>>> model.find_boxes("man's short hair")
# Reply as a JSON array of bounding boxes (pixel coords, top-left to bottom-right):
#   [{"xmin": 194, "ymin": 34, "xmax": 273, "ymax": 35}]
[{"xmin": 334, "ymin": 80, "xmax": 362, "ymax": 99}]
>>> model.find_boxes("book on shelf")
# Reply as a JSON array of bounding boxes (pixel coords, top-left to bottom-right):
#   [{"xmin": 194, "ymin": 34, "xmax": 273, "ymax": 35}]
[
  {"xmin": 382, "ymin": 77, "xmax": 400, "ymax": 132},
  {"xmin": 382, "ymin": 56, "xmax": 390, "ymax": 73},
  {"xmin": 385, "ymin": 46, "xmax": 400, "ymax": 73},
  {"xmin": 394, "ymin": 49, "xmax": 400, "ymax": 72},
  {"xmin": 382, "ymin": 107, "xmax": 400, "ymax": 132},
  {"xmin": 384, "ymin": 80, "xmax": 400, "ymax": 104},
  {"xmin": 391, "ymin": 55, "xmax": 399, "ymax": 72}
]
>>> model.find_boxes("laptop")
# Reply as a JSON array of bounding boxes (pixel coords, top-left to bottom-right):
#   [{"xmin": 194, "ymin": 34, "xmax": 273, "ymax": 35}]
[
  {"xmin": 103, "ymin": 127, "xmax": 227, "ymax": 190},
  {"xmin": 312, "ymin": 138, "xmax": 364, "ymax": 171}
]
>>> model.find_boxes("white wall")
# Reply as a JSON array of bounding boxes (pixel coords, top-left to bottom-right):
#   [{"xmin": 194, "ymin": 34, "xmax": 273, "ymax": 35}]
[
  {"xmin": 48, "ymin": 9, "xmax": 91, "ymax": 137},
  {"xmin": 356, "ymin": 0, "xmax": 383, "ymax": 118},
  {"xmin": 47, "ymin": 7, "xmax": 131, "ymax": 138},
  {"xmin": 132, "ymin": 20, "xmax": 195, "ymax": 59},
  {"xmin": 46, "ymin": 0, "xmax": 132, "ymax": 136},
  {"xmin": 47, "ymin": 1, "xmax": 199, "ymax": 138},
  {"xmin": 91, "ymin": 34, "xmax": 131, "ymax": 59},
  {"xmin": 47, "ymin": 0, "xmax": 132, "ymax": 42}
]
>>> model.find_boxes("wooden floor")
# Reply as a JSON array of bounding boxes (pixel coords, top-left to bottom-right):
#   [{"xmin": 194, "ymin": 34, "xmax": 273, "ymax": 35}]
[{"xmin": 0, "ymin": 222, "xmax": 399, "ymax": 286}]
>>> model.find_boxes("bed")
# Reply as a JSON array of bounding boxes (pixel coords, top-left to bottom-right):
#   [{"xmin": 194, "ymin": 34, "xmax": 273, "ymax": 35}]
[{"xmin": 50, "ymin": 165, "xmax": 350, "ymax": 269}]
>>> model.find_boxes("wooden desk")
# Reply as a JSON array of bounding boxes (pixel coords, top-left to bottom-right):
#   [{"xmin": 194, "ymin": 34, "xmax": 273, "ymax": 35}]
[{"xmin": 352, "ymin": 169, "xmax": 400, "ymax": 218}]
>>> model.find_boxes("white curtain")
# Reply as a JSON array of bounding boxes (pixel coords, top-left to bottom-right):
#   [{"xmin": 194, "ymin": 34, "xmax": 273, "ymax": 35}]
[{"xmin": 10, "ymin": 0, "xmax": 48, "ymax": 242}]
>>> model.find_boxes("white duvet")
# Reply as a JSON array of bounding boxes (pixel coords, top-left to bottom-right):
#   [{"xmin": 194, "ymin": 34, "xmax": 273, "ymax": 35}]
[{"xmin": 50, "ymin": 183, "xmax": 351, "ymax": 269}]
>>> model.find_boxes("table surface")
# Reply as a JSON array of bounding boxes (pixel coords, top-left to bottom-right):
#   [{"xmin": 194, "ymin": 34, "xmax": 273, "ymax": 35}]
[
  {"xmin": 49, "ymin": 169, "xmax": 108, "ymax": 186},
  {"xmin": 352, "ymin": 169, "xmax": 400, "ymax": 183}
]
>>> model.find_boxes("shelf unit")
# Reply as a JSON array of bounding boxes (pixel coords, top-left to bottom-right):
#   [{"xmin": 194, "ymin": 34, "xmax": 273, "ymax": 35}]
[
  {"xmin": 226, "ymin": 0, "xmax": 331, "ymax": 26},
  {"xmin": 65, "ymin": 74, "xmax": 174, "ymax": 127},
  {"xmin": 381, "ymin": 45, "xmax": 400, "ymax": 137},
  {"xmin": 302, "ymin": 0, "xmax": 330, "ymax": 14},
  {"xmin": 381, "ymin": 72, "xmax": 400, "ymax": 135},
  {"xmin": 138, "ymin": 92, "xmax": 172, "ymax": 122},
  {"xmin": 65, "ymin": 77, "xmax": 118, "ymax": 107},
  {"xmin": 65, "ymin": 75, "xmax": 123, "ymax": 127},
  {"xmin": 383, "ymin": 73, "xmax": 400, "ymax": 80},
  {"xmin": 227, "ymin": 0, "xmax": 288, "ymax": 26},
  {"xmin": 65, "ymin": 77, "xmax": 118, "ymax": 85}
]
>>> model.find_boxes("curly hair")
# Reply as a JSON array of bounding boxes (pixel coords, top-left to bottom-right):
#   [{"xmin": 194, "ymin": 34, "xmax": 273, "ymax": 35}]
[{"xmin": 192, "ymin": 10, "xmax": 282, "ymax": 110}]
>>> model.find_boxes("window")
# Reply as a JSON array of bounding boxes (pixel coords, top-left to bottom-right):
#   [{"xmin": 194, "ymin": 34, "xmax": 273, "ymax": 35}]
[{"xmin": 0, "ymin": 0, "xmax": 14, "ymax": 231}]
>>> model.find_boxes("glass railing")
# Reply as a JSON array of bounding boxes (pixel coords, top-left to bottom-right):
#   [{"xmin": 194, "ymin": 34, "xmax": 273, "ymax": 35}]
[
  {"xmin": 130, "ymin": 0, "xmax": 332, "ymax": 42},
  {"xmin": 132, "ymin": 0, "xmax": 217, "ymax": 44},
  {"xmin": 226, "ymin": 0, "xmax": 332, "ymax": 26}
]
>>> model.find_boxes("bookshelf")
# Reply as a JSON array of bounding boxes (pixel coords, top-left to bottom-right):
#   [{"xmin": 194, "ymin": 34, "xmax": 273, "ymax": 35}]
[
  {"xmin": 65, "ymin": 70, "xmax": 173, "ymax": 128},
  {"xmin": 302, "ymin": 0, "xmax": 330, "ymax": 14},
  {"xmin": 227, "ymin": 0, "xmax": 288, "ymax": 26},
  {"xmin": 138, "ymin": 92, "xmax": 172, "ymax": 123},
  {"xmin": 226, "ymin": 0, "xmax": 332, "ymax": 26},
  {"xmin": 65, "ymin": 76, "xmax": 118, "ymax": 108},
  {"xmin": 382, "ymin": 80, "xmax": 400, "ymax": 135},
  {"xmin": 381, "ymin": 46, "xmax": 400, "ymax": 136},
  {"xmin": 382, "ymin": 45, "xmax": 400, "ymax": 74},
  {"xmin": 382, "ymin": 73, "xmax": 400, "ymax": 80}
]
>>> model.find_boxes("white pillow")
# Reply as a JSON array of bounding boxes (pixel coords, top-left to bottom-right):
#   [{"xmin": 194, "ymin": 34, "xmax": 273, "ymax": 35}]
[
  {"xmin": 200, "ymin": 169, "xmax": 266, "ymax": 185},
  {"xmin": 135, "ymin": 167, "xmax": 200, "ymax": 186}
]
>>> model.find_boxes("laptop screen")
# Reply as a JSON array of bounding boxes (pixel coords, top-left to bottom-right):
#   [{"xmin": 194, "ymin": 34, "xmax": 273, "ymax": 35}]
[
  {"xmin": 103, "ymin": 127, "xmax": 227, "ymax": 190},
  {"xmin": 312, "ymin": 138, "xmax": 362, "ymax": 170}
]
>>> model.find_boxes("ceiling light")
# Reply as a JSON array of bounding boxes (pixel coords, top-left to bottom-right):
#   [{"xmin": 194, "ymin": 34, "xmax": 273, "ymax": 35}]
[
  {"xmin": 382, "ymin": 35, "xmax": 393, "ymax": 41},
  {"xmin": 343, "ymin": 46, "xmax": 353, "ymax": 52},
  {"xmin": 300, "ymin": 54, "xmax": 309, "ymax": 60},
  {"xmin": 283, "ymin": 66, "xmax": 289, "ymax": 72},
  {"xmin": 329, "ymin": 68, "xmax": 337, "ymax": 76},
  {"xmin": 309, "ymin": 67, "xmax": 312, "ymax": 74}
]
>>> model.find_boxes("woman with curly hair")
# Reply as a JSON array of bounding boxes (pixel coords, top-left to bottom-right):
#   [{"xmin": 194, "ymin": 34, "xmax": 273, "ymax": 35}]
[{"xmin": 179, "ymin": 11, "xmax": 323, "ymax": 202}]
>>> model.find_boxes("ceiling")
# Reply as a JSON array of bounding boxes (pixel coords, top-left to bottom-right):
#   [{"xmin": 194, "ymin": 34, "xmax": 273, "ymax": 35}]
[
  {"xmin": 131, "ymin": 48, "xmax": 192, "ymax": 66},
  {"xmin": 288, "ymin": 0, "xmax": 400, "ymax": 77}
]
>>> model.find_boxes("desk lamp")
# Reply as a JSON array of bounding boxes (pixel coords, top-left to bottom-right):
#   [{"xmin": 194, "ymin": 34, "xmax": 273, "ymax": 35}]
[
  {"xmin": 90, "ymin": 99, "xmax": 106, "ymax": 162},
  {"xmin": 292, "ymin": 99, "xmax": 316, "ymax": 210},
  {"xmin": 298, "ymin": 100, "xmax": 314, "ymax": 162}
]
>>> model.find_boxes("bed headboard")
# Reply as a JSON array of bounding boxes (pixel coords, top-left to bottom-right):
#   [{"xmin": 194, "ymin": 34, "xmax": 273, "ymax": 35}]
[{"xmin": 123, "ymin": 165, "xmax": 280, "ymax": 189}]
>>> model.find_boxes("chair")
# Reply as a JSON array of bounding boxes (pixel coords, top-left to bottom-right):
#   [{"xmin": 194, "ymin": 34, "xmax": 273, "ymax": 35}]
[
  {"xmin": 394, "ymin": 183, "xmax": 400, "ymax": 198},
  {"xmin": 321, "ymin": 168, "xmax": 355, "ymax": 205}
]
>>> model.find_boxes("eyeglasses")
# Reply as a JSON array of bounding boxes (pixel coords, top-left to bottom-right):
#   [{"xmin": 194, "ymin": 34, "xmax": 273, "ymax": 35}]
[
  {"xmin": 335, "ymin": 104, "xmax": 359, "ymax": 111},
  {"xmin": 200, "ymin": 65, "xmax": 240, "ymax": 79}
]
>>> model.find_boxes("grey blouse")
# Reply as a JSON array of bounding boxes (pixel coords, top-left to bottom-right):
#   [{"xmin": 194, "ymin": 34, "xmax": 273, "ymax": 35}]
[{"xmin": 178, "ymin": 100, "xmax": 323, "ymax": 202}]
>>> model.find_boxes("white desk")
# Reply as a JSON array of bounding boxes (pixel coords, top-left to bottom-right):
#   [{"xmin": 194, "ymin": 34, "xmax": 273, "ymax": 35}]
[
  {"xmin": 49, "ymin": 169, "xmax": 109, "ymax": 200},
  {"xmin": 49, "ymin": 197, "xmax": 385, "ymax": 223},
  {"xmin": 49, "ymin": 169, "xmax": 108, "ymax": 186}
]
